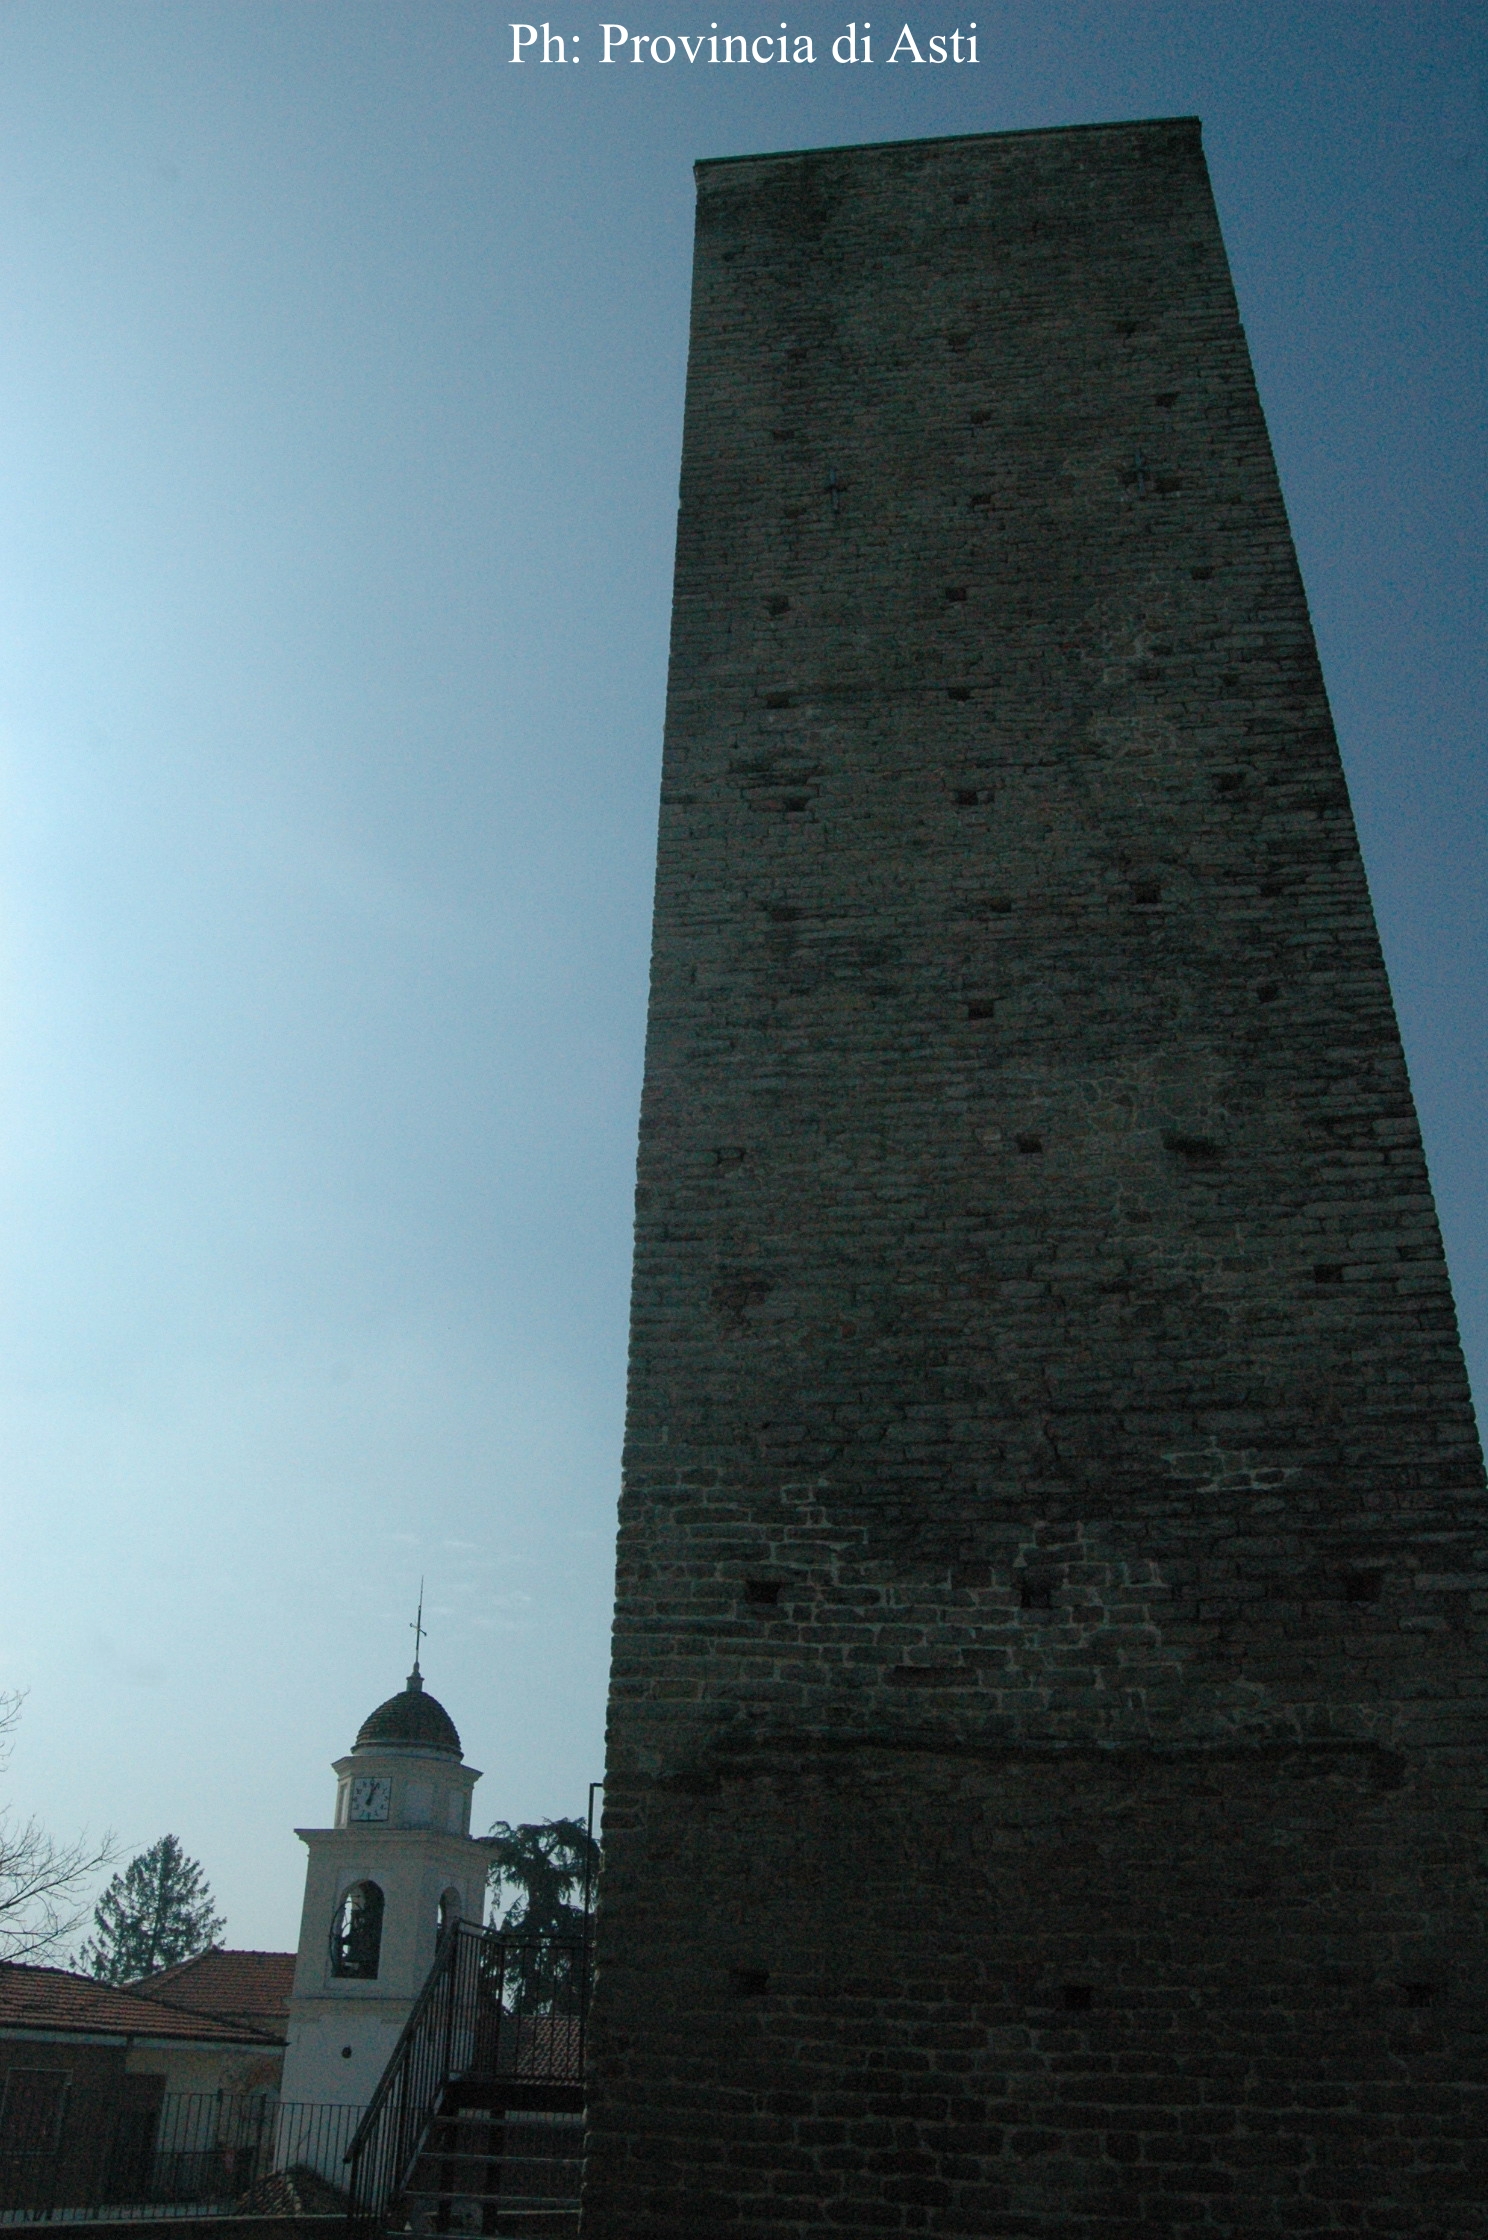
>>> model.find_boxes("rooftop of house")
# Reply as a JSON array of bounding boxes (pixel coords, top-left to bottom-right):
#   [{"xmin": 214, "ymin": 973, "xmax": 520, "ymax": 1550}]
[
  {"xmin": 0, "ymin": 1960, "xmax": 284, "ymax": 2046},
  {"xmin": 130, "ymin": 1947, "xmax": 295, "ymax": 2040}
]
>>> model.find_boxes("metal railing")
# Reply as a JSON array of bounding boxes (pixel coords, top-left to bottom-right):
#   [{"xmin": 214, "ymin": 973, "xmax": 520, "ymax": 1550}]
[
  {"xmin": 0, "ymin": 2093, "xmax": 363, "ymax": 2224},
  {"xmin": 345, "ymin": 1925, "xmax": 590, "ymax": 2234}
]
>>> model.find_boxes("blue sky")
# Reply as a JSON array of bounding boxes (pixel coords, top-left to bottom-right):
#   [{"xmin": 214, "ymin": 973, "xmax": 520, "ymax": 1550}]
[{"xmin": 0, "ymin": 2, "xmax": 1482, "ymax": 1949}]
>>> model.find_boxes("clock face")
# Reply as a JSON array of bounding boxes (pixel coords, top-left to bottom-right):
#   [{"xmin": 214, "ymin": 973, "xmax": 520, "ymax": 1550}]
[{"xmin": 348, "ymin": 1775, "xmax": 392, "ymax": 1823}]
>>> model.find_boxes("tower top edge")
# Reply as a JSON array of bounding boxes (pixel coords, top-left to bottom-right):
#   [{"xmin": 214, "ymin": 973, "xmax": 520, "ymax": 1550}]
[{"xmin": 693, "ymin": 113, "xmax": 1203, "ymax": 176}]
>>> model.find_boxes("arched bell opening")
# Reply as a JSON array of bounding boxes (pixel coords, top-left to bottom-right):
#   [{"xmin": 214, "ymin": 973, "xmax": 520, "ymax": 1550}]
[{"xmin": 329, "ymin": 1879, "xmax": 385, "ymax": 1979}]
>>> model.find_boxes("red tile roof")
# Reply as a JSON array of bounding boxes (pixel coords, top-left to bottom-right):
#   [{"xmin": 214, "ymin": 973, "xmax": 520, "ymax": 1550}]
[
  {"xmin": 131, "ymin": 1948, "xmax": 294, "ymax": 2040},
  {"xmin": 0, "ymin": 1962, "xmax": 280, "ymax": 2045}
]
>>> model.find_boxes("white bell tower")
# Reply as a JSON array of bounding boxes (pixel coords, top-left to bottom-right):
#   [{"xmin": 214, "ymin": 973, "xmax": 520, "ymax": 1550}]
[{"xmin": 280, "ymin": 1657, "xmax": 490, "ymax": 2114}]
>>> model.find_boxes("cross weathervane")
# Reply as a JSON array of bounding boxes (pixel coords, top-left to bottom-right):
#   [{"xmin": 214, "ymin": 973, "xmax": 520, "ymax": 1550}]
[{"xmin": 410, "ymin": 1583, "xmax": 427, "ymax": 1672}]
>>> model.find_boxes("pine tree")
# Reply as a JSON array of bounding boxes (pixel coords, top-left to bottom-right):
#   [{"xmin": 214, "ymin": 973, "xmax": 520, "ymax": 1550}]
[{"xmin": 79, "ymin": 1835, "xmax": 225, "ymax": 1983}]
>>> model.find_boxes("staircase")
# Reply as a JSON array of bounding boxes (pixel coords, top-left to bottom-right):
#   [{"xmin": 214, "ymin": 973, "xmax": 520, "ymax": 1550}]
[
  {"xmin": 400, "ymin": 2086, "xmax": 583, "ymax": 2235},
  {"xmin": 345, "ymin": 1926, "xmax": 588, "ymax": 2236}
]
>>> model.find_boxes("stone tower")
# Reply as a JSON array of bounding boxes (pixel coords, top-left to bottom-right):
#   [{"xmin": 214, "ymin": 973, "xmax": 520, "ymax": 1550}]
[
  {"xmin": 583, "ymin": 120, "xmax": 1486, "ymax": 2236},
  {"xmin": 280, "ymin": 1664, "xmax": 488, "ymax": 2119}
]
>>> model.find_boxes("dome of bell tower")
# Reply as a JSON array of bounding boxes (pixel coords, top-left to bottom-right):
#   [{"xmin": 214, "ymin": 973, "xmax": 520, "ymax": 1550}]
[{"xmin": 352, "ymin": 1666, "xmax": 462, "ymax": 1760}]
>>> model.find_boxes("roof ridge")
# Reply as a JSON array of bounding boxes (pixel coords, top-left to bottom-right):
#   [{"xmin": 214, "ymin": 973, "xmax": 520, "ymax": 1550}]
[
  {"xmin": 143, "ymin": 1945, "xmax": 292, "ymax": 1959},
  {"xmin": 0, "ymin": 1961, "xmax": 100, "ymax": 1984},
  {"xmin": 136, "ymin": 1945, "xmax": 293, "ymax": 1980}
]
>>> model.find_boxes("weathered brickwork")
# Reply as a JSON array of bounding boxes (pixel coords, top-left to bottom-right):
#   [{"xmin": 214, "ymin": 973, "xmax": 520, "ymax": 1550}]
[{"xmin": 582, "ymin": 120, "xmax": 1487, "ymax": 2237}]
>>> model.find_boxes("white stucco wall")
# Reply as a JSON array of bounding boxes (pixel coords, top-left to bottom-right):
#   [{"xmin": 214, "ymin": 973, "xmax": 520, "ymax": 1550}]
[{"xmin": 280, "ymin": 1737, "xmax": 489, "ymax": 2116}]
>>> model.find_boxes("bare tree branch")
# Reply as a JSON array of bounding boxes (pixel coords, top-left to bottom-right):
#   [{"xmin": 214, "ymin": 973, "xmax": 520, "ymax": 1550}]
[{"xmin": 0, "ymin": 1690, "xmax": 117, "ymax": 1964}]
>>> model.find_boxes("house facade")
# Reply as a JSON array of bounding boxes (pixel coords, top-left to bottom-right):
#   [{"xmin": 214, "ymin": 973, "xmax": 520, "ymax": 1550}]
[{"xmin": 0, "ymin": 1963, "xmax": 286, "ymax": 2216}]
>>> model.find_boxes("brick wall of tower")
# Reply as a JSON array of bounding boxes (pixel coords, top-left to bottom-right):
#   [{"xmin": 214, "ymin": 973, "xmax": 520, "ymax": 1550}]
[{"xmin": 581, "ymin": 120, "xmax": 1487, "ymax": 2239}]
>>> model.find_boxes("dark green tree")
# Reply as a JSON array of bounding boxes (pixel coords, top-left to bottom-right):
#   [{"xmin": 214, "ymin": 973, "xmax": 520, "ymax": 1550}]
[
  {"xmin": 79, "ymin": 1835, "xmax": 225, "ymax": 1983},
  {"xmin": 486, "ymin": 1817, "xmax": 597, "ymax": 1937},
  {"xmin": 485, "ymin": 1818, "xmax": 598, "ymax": 2013}
]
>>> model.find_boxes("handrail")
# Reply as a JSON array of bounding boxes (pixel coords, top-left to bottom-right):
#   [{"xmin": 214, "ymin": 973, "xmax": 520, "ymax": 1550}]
[
  {"xmin": 343, "ymin": 1925, "xmax": 591, "ymax": 2235},
  {"xmin": 345, "ymin": 1916, "xmax": 461, "ymax": 2157}
]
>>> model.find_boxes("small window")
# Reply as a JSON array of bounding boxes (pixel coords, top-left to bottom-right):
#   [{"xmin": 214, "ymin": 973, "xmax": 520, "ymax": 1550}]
[
  {"xmin": 1, "ymin": 2070, "xmax": 71, "ymax": 2153},
  {"xmin": 330, "ymin": 1881, "xmax": 384, "ymax": 1979}
]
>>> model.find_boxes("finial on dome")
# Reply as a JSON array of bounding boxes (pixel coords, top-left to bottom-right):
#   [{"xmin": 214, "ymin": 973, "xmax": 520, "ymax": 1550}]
[
  {"xmin": 409, "ymin": 1578, "xmax": 427, "ymax": 1684},
  {"xmin": 347, "ymin": 1582, "xmax": 465, "ymax": 1754}
]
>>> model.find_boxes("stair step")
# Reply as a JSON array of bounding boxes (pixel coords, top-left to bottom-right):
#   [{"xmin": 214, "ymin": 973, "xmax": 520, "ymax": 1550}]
[
  {"xmin": 407, "ymin": 2181, "xmax": 582, "ymax": 2196},
  {"xmin": 405, "ymin": 2196, "xmax": 580, "ymax": 2211},
  {"xmin": 422, "ymin": 2139, "xmax": 582, "ymax": 2153},
  {"xmin": 400, "ymin": 2214, "xmax": 579, "ymax": 2237},
  {"xmin": 408, "ymin": 2178, "xmax": 582, "ymax": 2190},
  {"xmin": 414, "ymin": 2154, "xmax": 584, "ymax": 2163},
  {"xmin": 411, "ymin": 2153, "xmax": 502, "ymax": 2167},
  {"xmin": 433, "ymin": 2114, "xmax": 584, "ymax": 2131}
]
